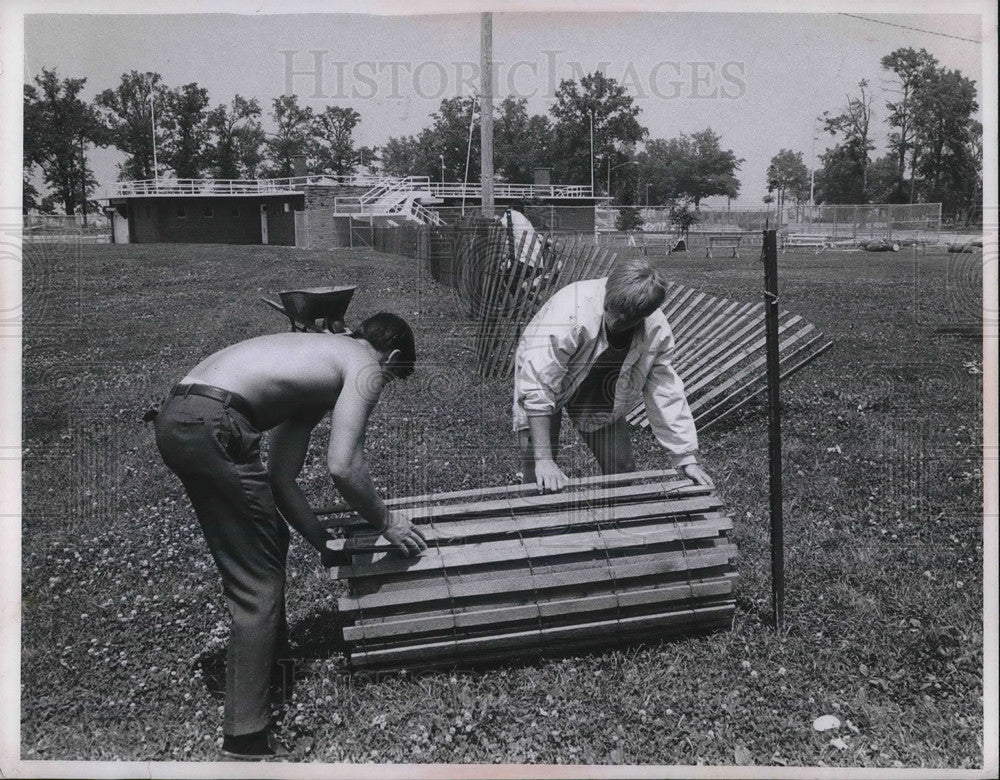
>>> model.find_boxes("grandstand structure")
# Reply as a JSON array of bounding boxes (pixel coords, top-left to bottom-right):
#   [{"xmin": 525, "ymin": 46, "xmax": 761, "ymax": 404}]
[{"xmin": 103, "ymin": 174, "xmax": 600, "ymax": 246}]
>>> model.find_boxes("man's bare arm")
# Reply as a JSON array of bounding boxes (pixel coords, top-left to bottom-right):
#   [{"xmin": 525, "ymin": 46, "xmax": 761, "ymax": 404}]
[
  {"xmin": 268, "ymin": 408, "xmax": 331, "ymax": 554},
  {"xmin": 328, "ymin": 362, "xmax": 426, "ymax": 556}
]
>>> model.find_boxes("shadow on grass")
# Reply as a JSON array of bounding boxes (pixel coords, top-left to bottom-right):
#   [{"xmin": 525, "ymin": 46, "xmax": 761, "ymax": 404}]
[{"xmin": 190, "ymin": 607, "xmax": 350, "ymax": 702}]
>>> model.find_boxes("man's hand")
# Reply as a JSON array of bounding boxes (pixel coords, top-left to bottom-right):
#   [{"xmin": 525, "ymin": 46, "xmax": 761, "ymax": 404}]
[
  {"xmin": 534, "ymin": 459, "xmax": 569, "ymax": 493},
  {"xmin": 320, "ymin": 546, "xmax": 343, "ymax": 568},
  {"xmin": 680, "ymin": 463, "xmax": 714, "ymax": 488},
  {"xmin": 381, "ymin": 512, "xmax": 428, "ymax": 557}
]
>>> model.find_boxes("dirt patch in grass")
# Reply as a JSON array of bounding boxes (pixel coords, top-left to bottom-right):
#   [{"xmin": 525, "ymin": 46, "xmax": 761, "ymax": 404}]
[{"xmin": 20, "ymin": 241, "xmax": 984, "ymax": 767}]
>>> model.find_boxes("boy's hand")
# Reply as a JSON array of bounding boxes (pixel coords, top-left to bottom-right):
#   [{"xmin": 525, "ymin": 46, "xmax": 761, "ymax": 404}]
[
  {"xmin": 382, "ymin": 512, "xmax": 428, "ymax": 557},
  {"xmin": 534, "ymin": 459, "xmax": 569, "ymax": 493},
  {"xmin": 680, "ymin": 463, "xmax": 714, "ymax": 488}
]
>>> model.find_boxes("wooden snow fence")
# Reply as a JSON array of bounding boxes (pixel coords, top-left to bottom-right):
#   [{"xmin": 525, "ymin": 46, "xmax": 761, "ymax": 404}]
[
  {"xmin": 460, "ymin": 228, "xmax": 832, "ymax": 421},
  {"xmin": 326, "ymin": 469, "xmax": 737, "ymax": 671},
  {"xmin": 626, "ymin": 282, "xmax": 834, "ymax": 432},
  {"xmin": 468, "ymin": 225, "xmax": 620, "ymax": 379}
]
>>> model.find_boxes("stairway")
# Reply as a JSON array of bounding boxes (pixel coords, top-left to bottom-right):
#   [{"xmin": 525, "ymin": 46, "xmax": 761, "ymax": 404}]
[{"xmin": 333, "ymin": 176, "xmax": 444, "ymax": 226}]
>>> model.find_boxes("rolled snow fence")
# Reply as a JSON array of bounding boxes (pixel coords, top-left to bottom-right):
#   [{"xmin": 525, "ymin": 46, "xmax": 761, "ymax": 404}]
[{"xmin": 864, "ymin": 240, "xmax": 901, "ymax": 252}]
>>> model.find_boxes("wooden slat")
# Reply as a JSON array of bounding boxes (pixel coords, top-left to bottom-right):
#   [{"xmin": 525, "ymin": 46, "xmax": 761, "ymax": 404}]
[
  {"xmin": 328, "ymin": 495, "xmax": 724, "ymax": 552},
  {"xmin": 345, "ymin": 576, "xmax": 736, "ymax": 644},
  {"xmin": 682, "ymin": 315, "xmax": 806, "ymax": 397},
  {"xmin": 348, "ymin": 609, "xmax": 736, "ymax": 671},
  {"xmin": 316, "ymin": 468, "xmax": 682, "ymax": 517},
  {"xmin": 332, "ymin": 514, "xmax": 732, "ymax": 579},
  {"xmin": 345, "ymin": 535, "xmax": 734, "ymax": 597},
  {"xmin": 672, "ymin": 301, "xmax": 757, "ymax": 363},
  {"xmin": 669, "ymin": 296, "xmax": 740, "ymax": 347},
  {"xmin": 348, "ymin": 604, "xmax": 735, "ymax": 666},
  {"xmin": 380, "ymin": 479, "xmax": 713, "ymax": 525},
  {"xmin": 338, "ymin": 546, "xmax": 736, "ymax": 616},
  {"xmin": 693, "ymin": 335, "xmax": 834, "ymax": 428},
  {"xmin": 687, "ymin": 323, "xmax": 817, "ymax": 414},
  {"xmin": 673, "ymin": 303, "xmax": 764, "ymax": 370}
]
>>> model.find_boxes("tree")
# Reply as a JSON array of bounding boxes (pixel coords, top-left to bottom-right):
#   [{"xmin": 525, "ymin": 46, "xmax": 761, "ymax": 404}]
[
  {"xmin": 814, "ymin": 143, "xmax": 866, "ymax": 204},
  {"xmin": 494, "ymin": 96, "xmax": 553, "ymax": 183},
  {"xmin": 880, "ymin": 47, "xmax": 938, "ymax": 201},
  {"xmin": 866, "ymin": 155, "xmax": 905, "ymax": 204},
  {"xmin": 669, "ymin": 199, "xmax": 699, "ymax": 239},
  {"xmin": 263, "ymin": 95, "xmax": 315, "ymax": 178},
  {"xmin": 382, "ymin": 96, "xmax": 479, "ymax": 181},
  {"xmin": 637, "ymin": 129, "xmax": 742, "ymax": 209},
  {"xmin": 313, "ymin": 105, "xmax": 361, "ymax": 176},
  {"xmin": 204, "ymin": 95, "xmax": 265, "ymax": 179},
  {"xmin": 909, "ymin": 66, "xmax": 979, "ymax": 216},
  {"xmin": 425, "ymin": 95, "xmax": 479, "ymax": 181},
  {"xmin": 355, "ymin": 145, "xmax": 380, "ymax": 174},
  {"xmin": 766, "ymin": 149, "xmax": 810, "ymax": 220},
  {"xmin": 159, "ymin": 82, "xmax": 210, "ymax": 178},
  {"xmin": 614, "ymin": 176, "xmax": 643, "ymax": 231},
  {"xmin": 820, "ymin": 80, "xmax": 875, "ymax": 202},
  {"xmin": 24, "ymin": 69, "xmax": 106, "ymax": 217},
  {"xmin": 380, "ymin": 135, "xmax": 423, "ymax": 177},
  {"xmin": 549, "ymin": 72, "xmax": 646, "ymax": 190},
  {"xmin": 95, "ymin": 70, "xmax": 167, "ymax": 180}
]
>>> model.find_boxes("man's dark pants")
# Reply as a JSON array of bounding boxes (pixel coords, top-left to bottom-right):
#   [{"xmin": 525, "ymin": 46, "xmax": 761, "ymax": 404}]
[{"xmin": 154, "ymin": 392, "xmax": 289, "ymax": 736}]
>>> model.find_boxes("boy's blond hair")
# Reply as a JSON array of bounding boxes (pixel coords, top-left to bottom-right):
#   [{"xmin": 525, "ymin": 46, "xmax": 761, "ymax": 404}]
[{"xmin": 604, "ymin": 257, "xmax": 668, "ymax": 320}]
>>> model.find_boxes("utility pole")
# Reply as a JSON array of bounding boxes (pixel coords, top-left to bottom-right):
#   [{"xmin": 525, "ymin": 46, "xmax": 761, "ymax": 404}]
[
  {"xmin": 79, "ymin": 134, "xmax": 88, "ymax": 226},
  {"xmin": 480, "ymin": 12, "xmax": 494, "ymax": 218}
]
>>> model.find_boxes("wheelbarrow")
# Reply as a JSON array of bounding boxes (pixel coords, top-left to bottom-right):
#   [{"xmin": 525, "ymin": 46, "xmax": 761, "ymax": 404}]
[{"xmin": 260, "ymin": 285, "xmax": 356, "ymax": 333}]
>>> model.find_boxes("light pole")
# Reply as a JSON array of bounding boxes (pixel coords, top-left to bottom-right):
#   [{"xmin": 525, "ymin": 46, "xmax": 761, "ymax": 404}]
[
  {"xmin": 440, "ymin": 154, "xmax": 445, "ymax": 183},
  {"xmin": 588, "ymin": 109, "xmax": 594, "ymax": 196},
  {"xmin": 809, "ymin": 123, "xmax": 818, "ymax": 222},
  {"xmin": 149, "ymin": 80, "xmax": 159, "ymax": 184}
]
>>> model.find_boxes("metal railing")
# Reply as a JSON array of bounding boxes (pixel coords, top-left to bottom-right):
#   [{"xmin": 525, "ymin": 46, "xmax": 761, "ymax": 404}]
[
  {"xmin": 411, "ymin": 201, "xmax": 445, "ymax": 226},
  {"xmin": 111, "ymin": 176, "xmax": 595, "ymax": 201},
  {"xmin": 425, "ymin": 182, "xmax": 594, "ymax": 199},
  {"xmin": 109, "ymin": 173, "xmax": 386, "ymax": 197}
]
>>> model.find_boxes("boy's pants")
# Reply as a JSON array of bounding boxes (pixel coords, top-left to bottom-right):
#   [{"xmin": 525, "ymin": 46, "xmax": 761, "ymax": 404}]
[{"xmin": 154, "ymin": 390, "xmax": 289, "ymax": 736}]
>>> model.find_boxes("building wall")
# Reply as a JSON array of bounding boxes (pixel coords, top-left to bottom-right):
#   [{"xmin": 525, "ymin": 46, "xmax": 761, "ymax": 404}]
[
  {"xmin": 304, "ymin": 184, "xmax": 370, "ymax": 210},
  {"xmin": 124, "ymin": 195, "xmax": 303, "ymax": 245}
]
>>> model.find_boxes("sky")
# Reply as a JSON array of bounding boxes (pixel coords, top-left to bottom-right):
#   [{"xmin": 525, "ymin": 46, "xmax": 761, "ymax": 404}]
[{"xmin": 18, "ymin": 5, "xmax": 988, "ymax": 206}]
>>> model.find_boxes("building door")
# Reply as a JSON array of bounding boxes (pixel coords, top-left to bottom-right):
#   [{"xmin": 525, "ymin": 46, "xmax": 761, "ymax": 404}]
[{"xmin": 260, "ymin": 204, "xmax": 269, "ymax": 244}]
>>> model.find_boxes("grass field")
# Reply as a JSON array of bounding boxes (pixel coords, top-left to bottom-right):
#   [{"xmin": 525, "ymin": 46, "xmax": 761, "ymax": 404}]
[{"xmin": 19, "ymin": 239, "xmax": 985, "ymax": 768}]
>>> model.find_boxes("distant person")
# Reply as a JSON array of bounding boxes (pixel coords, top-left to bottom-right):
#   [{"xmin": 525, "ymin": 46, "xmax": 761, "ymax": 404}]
[
  {"xmin": 513, "ymin": 257, "xmax": 712, "ymax": 491},
  {"xmin": 151, "ymin": 313, "xmax": 426, "ymax": 759},
  {"xmin": 499, "ymin": 206, "xmax": 553, "ymax": 294}
]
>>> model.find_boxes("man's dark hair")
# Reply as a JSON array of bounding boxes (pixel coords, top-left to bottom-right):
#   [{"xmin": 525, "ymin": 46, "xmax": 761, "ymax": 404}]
[{"xmin": 351, "ymin": 312, "xmax": 417, "ymax": 378}]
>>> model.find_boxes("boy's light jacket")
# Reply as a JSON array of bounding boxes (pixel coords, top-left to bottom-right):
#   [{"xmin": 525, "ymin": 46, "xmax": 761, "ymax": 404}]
[{"xmin": 512, "ymin": 277, "xmax": 699, "ymax": 467}]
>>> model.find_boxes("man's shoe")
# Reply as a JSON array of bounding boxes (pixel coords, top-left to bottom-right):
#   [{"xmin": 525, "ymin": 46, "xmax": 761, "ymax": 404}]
[{"xmin": 220, "ymin": 729, "xmax": 290, "ymax": 761}]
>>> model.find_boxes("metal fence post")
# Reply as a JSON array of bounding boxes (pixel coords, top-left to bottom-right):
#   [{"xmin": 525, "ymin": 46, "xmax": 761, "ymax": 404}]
[{"xmin": 763, "ymin": 228, "xmax": 784, "ymax": 630}]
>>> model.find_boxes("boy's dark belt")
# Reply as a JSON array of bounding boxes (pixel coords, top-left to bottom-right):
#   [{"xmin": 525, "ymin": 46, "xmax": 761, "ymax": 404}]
[{"xmin": 171, "ymin": 383, "xmax": 259, "ymax": 428}]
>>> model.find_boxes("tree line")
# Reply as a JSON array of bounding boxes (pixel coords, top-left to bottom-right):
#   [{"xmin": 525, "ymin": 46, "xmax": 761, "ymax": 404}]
[
  {"xmin": 763, "ymin": 47, "xmax": 981, "ymax": 223},
  {"xmin": 23, "ymin": 68, "xmax": 744, "ymax": 220}
]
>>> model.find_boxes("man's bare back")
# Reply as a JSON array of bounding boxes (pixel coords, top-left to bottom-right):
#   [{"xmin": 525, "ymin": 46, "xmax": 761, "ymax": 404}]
[{"xmin": 181, "ymin": 332, "xmax": 381, "ymax": 431}]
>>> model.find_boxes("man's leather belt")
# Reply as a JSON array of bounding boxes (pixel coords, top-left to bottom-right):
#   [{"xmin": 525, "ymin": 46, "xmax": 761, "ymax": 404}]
[{"xmin": 171, "ymin": 383, "xmax": 258, "ymax": 428}]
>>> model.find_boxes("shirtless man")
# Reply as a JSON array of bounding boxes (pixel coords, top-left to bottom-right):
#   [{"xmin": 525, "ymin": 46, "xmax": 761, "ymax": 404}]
[{"xmin": 153, "ymin": 312, "xmax": 426, "ymax": 759}]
